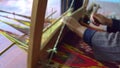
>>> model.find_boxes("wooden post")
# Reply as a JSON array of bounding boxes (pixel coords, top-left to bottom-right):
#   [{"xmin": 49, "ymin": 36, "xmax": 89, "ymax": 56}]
[{"xmin": 28, "ymin": 0, "xmax": 47, "ymax": 68}]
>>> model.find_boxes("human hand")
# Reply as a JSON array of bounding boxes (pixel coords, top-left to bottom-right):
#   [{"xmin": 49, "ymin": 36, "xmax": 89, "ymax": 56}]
[
  {"xmin": 62, "ymin": 16, "xmax": 87, "ymax": 38},
  {"xmin": 62, "ymin": 16, "xmax": 82, "ymax": 31},
  {"xmin": 91, "ymin": 14, "xmax": 112, "ymax": 27}
]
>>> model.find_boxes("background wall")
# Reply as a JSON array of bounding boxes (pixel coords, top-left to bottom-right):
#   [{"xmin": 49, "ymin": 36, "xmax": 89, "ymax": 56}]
[{"xmin": 89, "ymin": 0, "xmax": 120, "ymax": 19}]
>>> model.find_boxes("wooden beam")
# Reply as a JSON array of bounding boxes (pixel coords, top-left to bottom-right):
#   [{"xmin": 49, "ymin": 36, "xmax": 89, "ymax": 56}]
[{"xmin": 28, "ymin": 0, "xmax": 47, "ymax": 68}]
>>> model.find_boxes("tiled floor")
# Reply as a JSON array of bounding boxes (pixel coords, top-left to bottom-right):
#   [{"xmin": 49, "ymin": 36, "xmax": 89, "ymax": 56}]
[
  {"xmin": 0, "ymin": 34, "xmax": 27, "ymax": 68},
  {"xmin": 89, "ymin": 0, "xmax": 120, "ymax": 18}
]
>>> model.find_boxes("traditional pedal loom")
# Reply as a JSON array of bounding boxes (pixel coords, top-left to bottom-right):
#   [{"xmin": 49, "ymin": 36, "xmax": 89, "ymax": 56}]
[{"xmin": 41, "ymin": 0, "xmax": 101, "ymax": 67}]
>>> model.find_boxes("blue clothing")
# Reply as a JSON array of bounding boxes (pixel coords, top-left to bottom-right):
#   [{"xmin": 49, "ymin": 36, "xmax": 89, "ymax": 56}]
[{"xmin": 83, "ymin": 28, "xmax": 96, "ymax": 45}]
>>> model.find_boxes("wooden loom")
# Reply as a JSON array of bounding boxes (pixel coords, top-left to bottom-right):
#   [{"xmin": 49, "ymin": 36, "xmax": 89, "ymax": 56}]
[
  {"xmin": 28, "ymin": 0, "xmax": 104, "ymax": 68},
  {"xmin": 0, "ymin": 0, "xmax": 118, "ymax": 68}
]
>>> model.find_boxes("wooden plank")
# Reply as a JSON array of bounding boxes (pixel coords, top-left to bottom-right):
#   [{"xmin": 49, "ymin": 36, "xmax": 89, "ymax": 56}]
[{"xmin": 28, "ymin": 0, "xmax": 47, "ymax": 68}]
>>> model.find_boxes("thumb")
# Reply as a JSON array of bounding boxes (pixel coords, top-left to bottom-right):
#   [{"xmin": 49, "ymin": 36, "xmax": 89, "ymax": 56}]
[
  {"xmin": 62, "ymin": 16, "xmax": 71, "ymax": 24},
  {"xmin": 93, "ymin": 16, "xmax": 100, "ymax": 25}
]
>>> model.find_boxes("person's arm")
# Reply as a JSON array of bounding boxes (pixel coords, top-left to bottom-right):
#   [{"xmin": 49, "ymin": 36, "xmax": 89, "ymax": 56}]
[
  {"xmin": 84, "ymin": 18, "xmax": 120, "ymax": 44},
  {"xmin": 62, "ymin": 16, "xmax": 87, "ymax": 38},
  {"xmin": 84, "ymin": 29, "xmax": 120, "ymax": 61},
  {"xmin": 63, "ymin": 16, "xmax": 120, "ymax": 61},
  {"xmin": 83, "ymin": 28, "xmax": 120, "ymax": 47},
  {"xmin": 90, "ymin": 31, "xmax": 120, "ymax": 61},
  {"xmin": 62, "ymin": 16, "xmax": 120, "ymax": 46},
  {"xmin": 83, "ymin": 28, "xmax": 96, "ymax": 45},
  {"xmin": 92, "ymin": 14, "xmax": 120, "ymax": 32}
]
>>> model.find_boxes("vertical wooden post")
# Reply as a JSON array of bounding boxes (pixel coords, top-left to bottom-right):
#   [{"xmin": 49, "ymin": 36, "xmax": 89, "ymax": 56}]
[{"xmin": 28, "ymin": 0, "xmax": 47, "ymax": 68}]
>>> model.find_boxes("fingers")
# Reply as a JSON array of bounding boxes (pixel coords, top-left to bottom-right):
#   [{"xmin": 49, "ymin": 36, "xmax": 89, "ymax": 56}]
[
  {"xmin": 62, "ymin": 16, "xmax": 82, "ymax": 31},
  {"xmin": 92, "ymin": 16, "xmax": 100, "ymax": 26},
  {"xmin": 62, "ymin": 16, "xmax": 72, "ymax": 24},
  {"xmin": 91, "ymin": 14, "xmax": 102, "ymax": 26}
]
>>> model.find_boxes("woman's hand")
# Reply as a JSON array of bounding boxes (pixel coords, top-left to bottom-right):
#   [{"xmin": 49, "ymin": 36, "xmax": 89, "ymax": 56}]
[
  {"xmin": 91, "ymin": 14, "xmax": 112, "ymax": 27},
  {"xmin": 62, "ymin": 16, "xmax": 87, "ymax": 38}
]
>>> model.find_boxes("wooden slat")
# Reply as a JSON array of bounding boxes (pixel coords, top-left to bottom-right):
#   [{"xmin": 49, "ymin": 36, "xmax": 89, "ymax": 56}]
[{"xmin": 28, "ymin": 0, "xmax": 47, "ymax": 68}]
